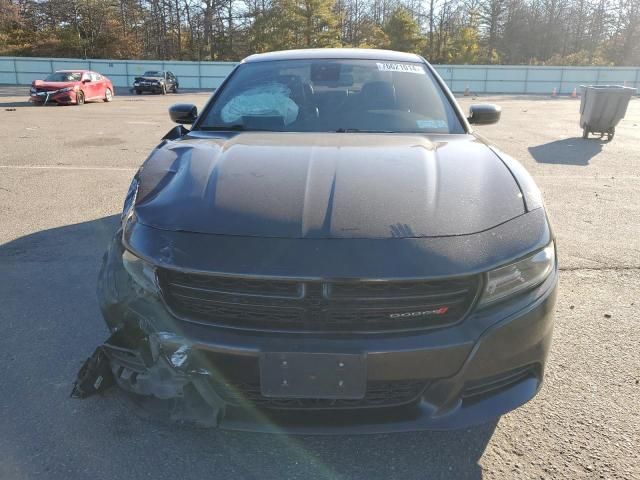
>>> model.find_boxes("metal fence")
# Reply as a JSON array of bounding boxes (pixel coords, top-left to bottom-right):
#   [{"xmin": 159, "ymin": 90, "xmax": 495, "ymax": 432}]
[{"xmin": 1, "ymin": 56, "xmax": 639, "ymax": 94}]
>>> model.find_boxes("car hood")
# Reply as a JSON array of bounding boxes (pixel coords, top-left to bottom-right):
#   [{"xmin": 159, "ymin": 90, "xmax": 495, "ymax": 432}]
[
  {"xmin": 135, "ymin": 76, "xmax": 163, "ymax": 81},
  {"xmin": 32, "ymin": 81, "xmax": 77, "ymax": 89},
  {"xmin": 133, "ymin": 133, "xmax": 525, "ymax": 239}
]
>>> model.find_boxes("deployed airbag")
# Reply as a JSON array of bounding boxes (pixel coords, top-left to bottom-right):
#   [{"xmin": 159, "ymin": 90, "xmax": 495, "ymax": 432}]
[{"xmin": 221, "ymin": 82, "xmax": 299, "ymax": 125}]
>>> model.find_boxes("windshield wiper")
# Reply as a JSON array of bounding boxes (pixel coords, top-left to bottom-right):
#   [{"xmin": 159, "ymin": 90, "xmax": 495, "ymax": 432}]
[{"xmin": 334, "ymin": 128, "xmax": 395, "ymax": 133}]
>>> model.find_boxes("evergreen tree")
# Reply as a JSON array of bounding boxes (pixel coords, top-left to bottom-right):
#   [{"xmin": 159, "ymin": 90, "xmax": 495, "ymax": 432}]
[{"xmin": 383, "ymin": 7, "xmax": 424, "ymax": 53}]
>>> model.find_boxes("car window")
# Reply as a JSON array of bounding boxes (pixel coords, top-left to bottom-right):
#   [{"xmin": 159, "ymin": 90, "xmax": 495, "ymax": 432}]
[
  {"xmin": 143, "ymin": 71, "xmax": 163, "ymax": 77},
  {"xmin": 94, "ymin": 73, "xmax": 103, "ymax": 81},
  {"xmin": 45, "ymin": 72, "xmax": 82, "ymax": 82},
  {"xmin": 199, "ymin": 59, "xmax": 464, "ymax": 134}
]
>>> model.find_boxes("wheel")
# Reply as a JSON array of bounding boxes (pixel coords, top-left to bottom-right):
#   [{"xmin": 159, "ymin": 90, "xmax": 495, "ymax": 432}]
[
  {"xmin": 172, "ymin": 84, "xmax": 178, "ymax": 93},
  {"xmin": 103, "ymin": 88, "xmax": 113, "ymax": 102},
  {"xmin": 582, "ymin": 125, "xmax": 589, "ymax": 139},
  {"xmin": 76, "ymin": 91, "xmax": 85, "ymax": 106},
  {"xmin": 135, "ymin": 89, "xmax": 142, "ymax": 95},
  {"xmin": 607, "ymin": 128, "xmax": 615, "ymax": 141},
  {"xmin": 161, "ymin": 84, "xmax": 167, "ymax": 95}
]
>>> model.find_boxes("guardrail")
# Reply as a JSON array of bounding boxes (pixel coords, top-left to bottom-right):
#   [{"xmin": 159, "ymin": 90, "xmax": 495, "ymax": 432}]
[{"xmin": 1, "ymin": 56, "xmax": 638, "ymax": 94}]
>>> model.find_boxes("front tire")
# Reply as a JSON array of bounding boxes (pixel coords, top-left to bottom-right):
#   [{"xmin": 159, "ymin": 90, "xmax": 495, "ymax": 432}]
[
  {"xmin": 135, "ymin": 89, "xmax": 142, "ymax": 95},
  {"xmin": 161, "ymin": 84, "xmax": 167, "ymax": 95},
  {"xmin": 76, "ymin": 91, "xmax": 85, "ymax": 106},
  {"xmin": 104, "ymin": 88, "xmax": 113, "ymax": 102},
  {"xmin": 582, "ymin": 126, "xmax": 589, "ymax": 139}
]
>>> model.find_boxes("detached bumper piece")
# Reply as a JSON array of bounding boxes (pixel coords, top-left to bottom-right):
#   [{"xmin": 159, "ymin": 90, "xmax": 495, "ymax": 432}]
[
  {"xmin": 70, "ymin": 347, "xmax": 115, "ymax": 398},
  {"xmin": 71, "ymin": 328, "xmax": 225, "ymax": 428}
]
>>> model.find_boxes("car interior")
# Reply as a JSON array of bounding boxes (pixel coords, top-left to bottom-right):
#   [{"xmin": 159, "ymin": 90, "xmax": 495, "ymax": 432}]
[{"xmin": 205, "ymin": 62, "xmax": 459, "ymax": 133}]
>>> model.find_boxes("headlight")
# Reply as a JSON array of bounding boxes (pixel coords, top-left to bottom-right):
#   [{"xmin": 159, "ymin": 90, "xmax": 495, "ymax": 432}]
[
  {"xmin": 479, "ymin": 243, "xmax": 555, "ymax": 307},
  {"xmin": 134, "ymin": 82, "xmax": 140, "ymax": 86},
  {"xmin": 59, "ymin": 87, "xmax": 73, "ymax": 93},
  {"xmin": 122, "ymin": 249, "xmax": 157, "ymax": 292},
  {"xmin": 121, "ymin": 176, "xmax": 139, "ymax": 222}
]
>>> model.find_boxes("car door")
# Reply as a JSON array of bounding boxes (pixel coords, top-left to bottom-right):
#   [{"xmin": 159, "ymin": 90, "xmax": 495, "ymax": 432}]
[
  {"xmin": 80, "ymin": 72, "xmax": 96, "ymax": 99},
  {"xmin": 92, "ymin": 72, "xmax": 107, "ymax": 99}
]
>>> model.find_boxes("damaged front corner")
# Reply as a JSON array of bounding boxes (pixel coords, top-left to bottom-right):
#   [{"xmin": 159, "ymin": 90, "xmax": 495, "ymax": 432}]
[
  {"xmin": 73, "ymin": 326, "xmax": 225, "ymax": 428},
  {"xmin": 75, "ymin": 229, "xmax": 226, "ymax": 427}
]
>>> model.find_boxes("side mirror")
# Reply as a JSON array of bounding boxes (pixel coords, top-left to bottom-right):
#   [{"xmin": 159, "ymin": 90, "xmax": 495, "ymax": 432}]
[
  {"xmin": 169, "ymin": 103, "xmax": 198, "ymax": 124},
  {"xmin": 468, "ymin": 104, "xmax": 501, "ymax": 125},
  {"xmin": 82, "ymin": 78, "xmax": 91, "ymax": 83}
]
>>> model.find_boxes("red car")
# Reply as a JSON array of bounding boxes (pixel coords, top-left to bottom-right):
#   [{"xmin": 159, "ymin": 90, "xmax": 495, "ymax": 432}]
[{"xmin": 29, "ymin": 70, "xmax": 114, "ymax": 105}]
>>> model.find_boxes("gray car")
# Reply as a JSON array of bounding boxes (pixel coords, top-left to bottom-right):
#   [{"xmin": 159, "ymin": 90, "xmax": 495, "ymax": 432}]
[
  {"xmin": 133, "ymin": 70, "xmax": 178, "ymax": 94},
  {"xmin": 79, "ymin": 49, "xmax": 558, "ymax": 433}
]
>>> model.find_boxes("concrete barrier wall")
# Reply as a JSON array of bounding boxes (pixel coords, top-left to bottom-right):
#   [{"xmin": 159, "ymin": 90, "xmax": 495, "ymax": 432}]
[
  {"xmin": 1, "ymin": 56, "xmax": 638, "ymax": 94},
  {"xmin": 0, "ymin": 57, "xmax": 239, "ymax": 89},
  {"xmin": 432, "ymin": 65, "xmax": 640, "ymax": 94}
]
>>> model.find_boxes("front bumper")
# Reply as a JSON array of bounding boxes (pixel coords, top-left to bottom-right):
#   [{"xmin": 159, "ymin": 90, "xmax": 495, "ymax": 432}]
[
  {"xmin": 134, "ymin": 84, "xmax": 163, "ymax": 93},
  {"xmin": 97, "ymin": 231, "xmax": 557, "ymax": 433},
  {"xmin": 30, "ymin": 90, "xmax": 77, "ymax": 105}
]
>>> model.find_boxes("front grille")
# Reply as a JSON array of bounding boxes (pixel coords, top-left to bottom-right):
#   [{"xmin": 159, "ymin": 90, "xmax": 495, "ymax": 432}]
[
  {"xmin": 158, "ymin": 270, "xmax": 480, "ymax": 333},
  {"xmin": 216, "ymin": 380, "xmax": 428, "ymax": 410},
  {"xmin": 35, "ymin": 87, "xmax": 60, "ymax": 93},
  {"xmin": 165, "ymin": 272, "xmax": 302, "ymax": 297}
]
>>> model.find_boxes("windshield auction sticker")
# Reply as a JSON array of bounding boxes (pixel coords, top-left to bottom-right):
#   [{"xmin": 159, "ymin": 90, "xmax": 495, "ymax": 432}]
[{"xmin": 376, "ymin": 63, "xmax": 425, "ymax": 74}]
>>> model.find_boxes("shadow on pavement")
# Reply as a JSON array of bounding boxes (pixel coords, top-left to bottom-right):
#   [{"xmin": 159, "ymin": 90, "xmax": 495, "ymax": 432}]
[
  {"xmin": 528, "ymin": 137, "xmax": 606, "ymax": 165},
  {"xmin": 1, "ymin": 101, "xmax": 33, "ymax": 108},
  {"xmin": 0, "ymin": 216, "xmax": 497, "ymax": 480},
  {"xmin": 0, "ymin": 86, "xmax": 31, "ymax": 107}
]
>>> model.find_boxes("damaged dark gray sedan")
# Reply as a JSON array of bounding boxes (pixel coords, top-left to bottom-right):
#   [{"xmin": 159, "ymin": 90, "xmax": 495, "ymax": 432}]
[{"xmin": 84, "ymin": 49, "xmax": 558, "ymax": 433}]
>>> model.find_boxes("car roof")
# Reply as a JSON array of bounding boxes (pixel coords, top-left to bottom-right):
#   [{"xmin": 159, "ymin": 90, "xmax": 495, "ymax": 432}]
[
  {"xmin": 56, "ymin": 70, "xmax": 91, "ymax": 73},
  {"xmin": 243, "ymin": 48, "xmax": 425, "ymax": 63}
]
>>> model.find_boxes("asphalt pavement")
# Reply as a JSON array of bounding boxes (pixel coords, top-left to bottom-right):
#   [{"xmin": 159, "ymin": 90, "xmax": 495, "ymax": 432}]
[{"xmin": 0, "ymin": 87, "xmax": 638, "ymax": 479}]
